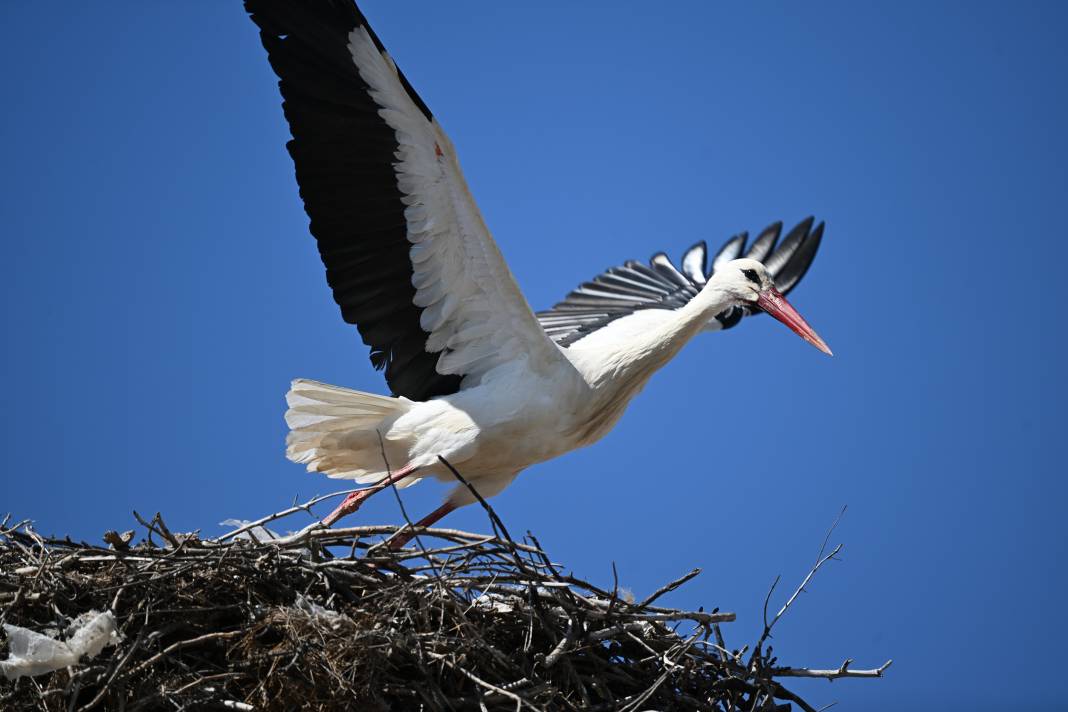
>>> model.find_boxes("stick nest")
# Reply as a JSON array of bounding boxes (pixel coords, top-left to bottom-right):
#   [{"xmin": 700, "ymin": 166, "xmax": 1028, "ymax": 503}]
[{"xmin": 0, "ymin": 508, "xmax": 885, "ymax": 712}]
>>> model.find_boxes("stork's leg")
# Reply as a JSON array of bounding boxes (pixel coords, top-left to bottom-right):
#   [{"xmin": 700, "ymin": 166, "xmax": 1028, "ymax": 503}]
[
  {"xmin": 321, "ymin": 463, "xmax": 418, "ymax": 527},
  {"xmin": 387, "ymin": 501, "xmax": 458, "ymax": 550}
]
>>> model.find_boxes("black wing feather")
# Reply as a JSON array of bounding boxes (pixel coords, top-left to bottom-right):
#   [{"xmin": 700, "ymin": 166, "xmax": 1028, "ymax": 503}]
[
  {"xmin": 712, "ymin": 233, "xmax": 747, "ymax": 272},
  {"xmin": 744, "ymin": 221, "xmax": 782, "ymax": 263},
  {"xmin": 764, "ymin": 216, "xmax": 814, "ymax": 276},
  {"xmin": 536, "ymin": 217, "xmax": 824, "ymax": 346},
  {"xmin": 245, "ymin": 0, "xmax": 461, "ymax": 400},
  {"xmin": 772, "ymin": 221, "xmax": 823, "ymax": 293}
]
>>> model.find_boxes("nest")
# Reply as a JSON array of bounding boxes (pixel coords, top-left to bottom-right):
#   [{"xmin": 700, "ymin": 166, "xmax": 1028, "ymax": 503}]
[{"xmin": 0, "ymin": 498, "xmax": 888, "ymax": 712}]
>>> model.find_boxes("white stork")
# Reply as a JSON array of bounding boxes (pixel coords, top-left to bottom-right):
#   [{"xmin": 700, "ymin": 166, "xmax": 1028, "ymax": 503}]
[{"xmin": 244, "ymin": 1, "xmax": 831, "ymax": 546}]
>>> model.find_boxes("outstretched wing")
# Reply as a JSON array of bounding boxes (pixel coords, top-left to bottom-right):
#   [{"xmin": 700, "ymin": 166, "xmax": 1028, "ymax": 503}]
[
  {"xmin": 246, "ymin": 1, "xmax": 566, "ymax": 400},
  {"xmin": 537, "ymin": 218, "xmax": 824, "ymax": 347}
]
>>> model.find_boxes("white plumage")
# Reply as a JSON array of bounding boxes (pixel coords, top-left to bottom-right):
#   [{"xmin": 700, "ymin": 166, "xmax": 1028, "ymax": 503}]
[
  {"xmin": 348, "ymin": 27, "xmax": 559, "ymax": 388},
  {"xmin": 245, "ymin": 1, "xmax": 832, "ymax": 541}
]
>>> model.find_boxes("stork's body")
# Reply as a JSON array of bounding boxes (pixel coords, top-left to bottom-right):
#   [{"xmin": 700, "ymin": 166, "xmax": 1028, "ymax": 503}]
[
  {"xmin": 288, "ymin": 261, "xmax": 826, "ymax": 527},
  {"xmin": 244, "ymin": 1, "xmax": 831, "ymax": 539}
]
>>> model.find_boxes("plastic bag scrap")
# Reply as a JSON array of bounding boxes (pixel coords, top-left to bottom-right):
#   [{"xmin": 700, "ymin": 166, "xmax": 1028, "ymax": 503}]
[
  {"xmin": 0, "ymin": 610, "xmax": 121, "ymax": 680},
  {"xmin": 292, "ymin": 594, "xmax": 348, "ymax": 630},
  {"xmin": 220, "ymin": 518, "xmax": 282, "ymax": 542},
  {"xmin": 472, "ymin": 592, "xmax": 517, "ymax": 614}
]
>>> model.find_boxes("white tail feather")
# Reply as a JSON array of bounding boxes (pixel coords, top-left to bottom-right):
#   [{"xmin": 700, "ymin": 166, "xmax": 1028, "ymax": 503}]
[{"xmin": 284, "ymin": 379, "xmax": 413, "ymax": 483}]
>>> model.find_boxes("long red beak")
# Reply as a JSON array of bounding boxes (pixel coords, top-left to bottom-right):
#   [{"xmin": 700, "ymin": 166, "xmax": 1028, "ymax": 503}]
[{"xmin": 755, "ymin": 288, "xmax": 833, "ymax": 356}]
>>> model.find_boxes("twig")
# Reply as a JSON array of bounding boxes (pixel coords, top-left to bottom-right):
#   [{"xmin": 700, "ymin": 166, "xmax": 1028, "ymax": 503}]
[
  {"xmin": 764, "ymin": 545, "xmax": 841, "ymax": 640},
  {"xmin": 372, "ymin": 431, "xmax": 442, "ymax": 582},
  {"xmin": 772, "ymin": 659, "xmax": 893, "ymax": 679},
  {"xmin": 214, "ymin": 490, "xmax": 359, "ymax": 543},
  {"xmin": 127, "ymin": 631, "xmax": 242, "ymax": 677},
  {"xmin": 151, "ymin": 513, "xmax": 182, "ymax": 549},
  {"xmin": 638, "ymin": 567, "xmax": 701, "ymax": 608},
  {"xmin": 757, "ymin": 507, "xmax": 847, "ymax": 653},
  {"xmin": 76, "ymin": 630, "xmax": 147, "ymax": 711},
  {"xmin": 428, "ymin": 652, "xmax": 545, "ymax": 712},
  {"xmin": 437, "ymin": 456, "xmax": 518, "ymax": 550}
]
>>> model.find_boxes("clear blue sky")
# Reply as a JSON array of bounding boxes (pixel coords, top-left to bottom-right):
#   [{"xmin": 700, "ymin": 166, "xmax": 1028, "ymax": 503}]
[{"xmin": 2, "ymin": 2, "xmax": 1065, "ymax": 709}]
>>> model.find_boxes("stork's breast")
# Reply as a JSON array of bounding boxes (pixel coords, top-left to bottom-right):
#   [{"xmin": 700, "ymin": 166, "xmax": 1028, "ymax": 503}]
[{"xmin": 569, "ymin": 363, "xmax": 659, "ymax": 446}]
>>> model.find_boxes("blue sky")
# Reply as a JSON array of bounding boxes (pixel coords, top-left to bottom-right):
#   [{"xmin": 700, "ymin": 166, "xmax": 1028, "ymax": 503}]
[{"xmin": 2, "ymin": 2, "xmax": 1066, "ymax": 709}]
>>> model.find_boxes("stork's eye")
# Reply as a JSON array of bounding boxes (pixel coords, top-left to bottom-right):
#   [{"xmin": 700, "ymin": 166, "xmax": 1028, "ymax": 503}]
[{"xmin": 741, "ymin": 268, "xmax": 760, "ymax": 285}]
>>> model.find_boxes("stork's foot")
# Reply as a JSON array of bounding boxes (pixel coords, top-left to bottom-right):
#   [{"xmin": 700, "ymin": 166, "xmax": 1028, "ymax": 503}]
[
  {"xmin": 320, "ymin": 490, "xmax": 371, "ymax": 527},
  {"xmin": 320, "ymin": 463, "xmax": 419, "ymax": 528}
]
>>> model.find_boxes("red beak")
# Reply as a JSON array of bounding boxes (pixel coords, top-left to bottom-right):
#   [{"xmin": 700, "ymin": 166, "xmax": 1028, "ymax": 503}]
[{"xmin": 755, "ymin": 288, "xmax": 833, "ymax": 356}]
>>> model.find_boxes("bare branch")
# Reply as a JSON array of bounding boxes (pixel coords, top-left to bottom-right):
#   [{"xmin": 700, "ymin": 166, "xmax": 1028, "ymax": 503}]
[
  {"xmin": 213, "ymin": 489, "xmax": 359, "ymax": 543},
  {"xmin": 637, "ymin": 567, "xmax": 702, "ymax": 608},
  {"xmin": 773, "ymin": 659, "xmax": 893, "ymax": 679},
  {"xmin": 756, "ymin": 507, "xmax": 848, "ymax": 655}
]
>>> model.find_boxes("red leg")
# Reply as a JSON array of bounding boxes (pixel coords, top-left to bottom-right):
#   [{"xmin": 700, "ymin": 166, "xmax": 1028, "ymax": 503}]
[
  {"xmin": 387, "ymin": 501, "xmax": 458, "ymax": 550},
  {"xmin": 321, "ymin": 463, "xmax": 417, "ymax": 527}
]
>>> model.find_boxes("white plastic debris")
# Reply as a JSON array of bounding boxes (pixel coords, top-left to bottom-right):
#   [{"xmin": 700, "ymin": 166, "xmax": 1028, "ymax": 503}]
[
  {"xmin": 472, "ymin": 592, "xmax": 517, "ymax": 613},
  {"xmin": 220, "ymin": 518, "xmax": 282, "ymax": 542},
  {"xmin": 292, "ymin": 594, "xmax": 347, "ymax": 630},
  {"xmin": 0, "ymin": 610, "xmax": 121, "ymax": 680}
]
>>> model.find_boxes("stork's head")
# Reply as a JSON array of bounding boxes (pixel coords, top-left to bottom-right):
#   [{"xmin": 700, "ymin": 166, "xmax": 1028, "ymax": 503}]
[{"xmin": 721, "ymin": 258, "xmax": 833, "ymax": 356}]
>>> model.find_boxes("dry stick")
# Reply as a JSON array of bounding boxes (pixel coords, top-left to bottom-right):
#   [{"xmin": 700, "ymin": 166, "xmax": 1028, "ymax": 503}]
[
  {"xmin": 542, "ymin": 630, "xmax": 575, "ymax": 669},
  {"xmin": 304, "ymin": 525, "xmax": 543, "ymax": 554},
  {"xmin": 712, "ymin": 622, "xmax": 730, "ymax": 664},
  {"xmin": 130, "ymin": 511, "xmax": 157, "ymax": 548},
  {"xmin": 428, "ymin": 652, "xmax": 546, "ymax": 712},
  {"xmin": 761, "ymin": 574, "xmax": 781, "ymax": 638},
  {"xmin": 766, "ymin": 681, "xmax": 820, "ymax": 712},
  {"xmin": 756, "ymin": 507, "xmax": 848, "ymax": 654},
  {"xmin": 637, "ymin": 567, "xmax": 702, "ymax": 608},
  {"xmin": 767, "ymin": 548, "xmax": 842, "ymax": 639},
  {"xmin": 151, "ymin": 513, "xmax": 182, "ymax": 549},
  {"xmin": 371, "ymin": 431, "xmax": 444, "ymax": 584},
  {"xmin": 753, "ymin": 542, "xmax": 843, "ymax": 671},
  {"xmin": 169, "ymin": 671, "xmax": 243, "ymax": 697},
  {"xmin": 522, "ymin": 532, "xmax": 562, "ymax": 576},
  {"xmin": 214, "ymin": 488, "xmax": 360, "ymax": 543},
  {"xmin": 814, "ymin": 506, "xmax": 848, "ymax": 567},
  {"xmin": 437, "ymin": 456, "xmax": 519, "ymax": 551},
  {"xmin": 618, "ymin": 629, "xmax": 702, "ymax": 712},
  {"xmin": 76, "ymin": 630, "xmax": 148, "ymax": 712},
  {"xmin": 600, "ymin": 560, "xmax": 621, "ymax": 637},
  {"xmin": 523, "ymin": 529, "xmax": 589, "ymax": 633},
  {"xmin": 126, "ymin": 630, "xmax": 242, "ymax": 677},
  {"xmin": 522, "ymin": 530, "xmax": 585, "ymax": 623},
  {"xmin": 588, "ymin": 621, "xmax": 658, "ymax": 642},
  {"xmin": 589, "ymin": 609, "xmax": 735, "ymax": 624},
  {"xmin": 428, "ymin": 463, "xmax": 560, "ymax": 667},
  {"xmin": 772, "ymin": 659, "xmax": 893, "ymax": 680},
  {"xmin": 436, "ymin": 455, "xmax": 554, "ymax": 629},
  {"xmin": 130, "ymin": 511, "xmax": 181, "ymax": 550}
]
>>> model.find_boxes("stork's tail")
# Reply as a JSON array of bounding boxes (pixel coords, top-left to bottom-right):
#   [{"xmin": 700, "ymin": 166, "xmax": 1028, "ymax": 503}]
[{"xmin": 284, "ymin": 379, "xmax": 413, "ymax": 482}]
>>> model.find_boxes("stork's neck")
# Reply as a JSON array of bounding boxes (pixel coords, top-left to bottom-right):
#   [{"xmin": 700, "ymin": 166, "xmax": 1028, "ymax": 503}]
[
  {"xmin": 642, "ymin": 279, "xmax": 738, "ymax": 363},
  {"xmin": 571, "ymin": 279, "xmax": 738, "ymax": 394},
  {"xmin": 600, "ymin": 279, "xmax": 739, "ymax": 371},
  {"xmin": 563, "ymin": 280, "xmax": 738, "ymax": 444}
]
